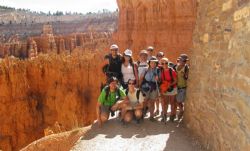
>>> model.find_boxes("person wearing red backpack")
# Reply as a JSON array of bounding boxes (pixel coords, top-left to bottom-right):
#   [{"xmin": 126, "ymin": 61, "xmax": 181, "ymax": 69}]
[{"xmin": 160, "ymin": 58, "xmax": 178, "ymax": 122}]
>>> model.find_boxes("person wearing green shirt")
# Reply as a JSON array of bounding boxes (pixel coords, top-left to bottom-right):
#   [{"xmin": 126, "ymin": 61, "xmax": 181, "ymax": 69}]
[{"xmin": 96, "ymin": 77, "xmax": 127, "ymax": 127}]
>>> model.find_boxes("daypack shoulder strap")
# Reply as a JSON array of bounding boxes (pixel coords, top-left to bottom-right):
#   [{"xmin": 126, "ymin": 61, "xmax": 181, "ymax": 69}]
[
  {"xmin": 169, "ymin": 68, "xmax": 174, "ymax": 82},
  {"xmin": 136, "ymin": 89, "xmax": 140, "ymax": 100}
]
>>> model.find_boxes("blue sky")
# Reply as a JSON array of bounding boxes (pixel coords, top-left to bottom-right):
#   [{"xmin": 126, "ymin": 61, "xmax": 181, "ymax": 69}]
[{"xmin": 0, "ymin": 0, "xmax": 118, "ymax": 13}]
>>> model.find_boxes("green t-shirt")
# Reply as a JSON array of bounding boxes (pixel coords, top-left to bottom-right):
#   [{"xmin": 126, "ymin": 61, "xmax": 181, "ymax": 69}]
[{"xmin": 98, "ymin": 87, "xmax": 126, "ymax": 106}]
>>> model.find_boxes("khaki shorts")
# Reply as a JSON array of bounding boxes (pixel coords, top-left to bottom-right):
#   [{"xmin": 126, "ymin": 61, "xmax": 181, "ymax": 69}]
[
  {"xmin": 176, "ymin": 88, "xmax": 186, "ymax": 102},
  {"xmin": 144, "ymin": 90, "xmax": 158, "ymax": 100}
]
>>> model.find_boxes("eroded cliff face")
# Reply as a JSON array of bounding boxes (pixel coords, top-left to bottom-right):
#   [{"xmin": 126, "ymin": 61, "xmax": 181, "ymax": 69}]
[
  {"xmin": 0, "ymin": 52, "xmax": 106, "ymax": 151},
  {"xmin": 185, "ymin": 0, "xmax": 250, "ymax": 151},
  {"xmin": 0, "ymin": 25, "xmax": 112, "ymax": 59},
  {"xmin": 113, "ymin": 0, "xmax": 197, "ymax": 61}
]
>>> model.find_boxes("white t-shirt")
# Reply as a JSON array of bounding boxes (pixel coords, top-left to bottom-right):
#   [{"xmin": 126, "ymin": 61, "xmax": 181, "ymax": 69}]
[
  {"xmin": 138, "ymin": 62, "xmax": 148, "ymax": 79},
  {"xmin": 121, "ymin": 63, "xmax": 135, "ymax": 83},
  {"xmin": 127, "ymin": 90, "xmax": 144, "ymax": 107}
]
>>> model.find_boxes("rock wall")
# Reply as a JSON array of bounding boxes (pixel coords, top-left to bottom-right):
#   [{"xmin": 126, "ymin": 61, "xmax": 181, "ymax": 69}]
[
  {"xmin": 185, "ymin": 0, "xmax": 250, "ymax": 151},
  {"xmin": 113, "ymin": 0, "xmax": 197, "ymax": 61},
  {"xmin": 0, "ymin": 52, "xmax": 107, "ymax": 151}
]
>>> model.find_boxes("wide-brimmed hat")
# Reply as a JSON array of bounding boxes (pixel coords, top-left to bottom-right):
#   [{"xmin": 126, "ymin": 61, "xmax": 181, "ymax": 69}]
[
  {"xmin": 149, "ymin": 56, "xmax": 158, "ymax": 62},
  {"xmin": 161, "ymin": 57, "xmax": 169, "ymax": 62},
  {"xmin": 124, "ymin": 49, "xmax": 132, "ymax": 57},
  {"xmin": 180, "ymin": 54, "xmax": 189, "ymax": 61},
  {"xmin": 147, "ymin": 46, "xmax": 154, "ymax": 51},
  {"xmin": 140, "ymin": 50, "xmax": 148, "ymax": 55},
  {"xmin": 110, "ymin": 44, "xmax": 119, "ymax": 50}
]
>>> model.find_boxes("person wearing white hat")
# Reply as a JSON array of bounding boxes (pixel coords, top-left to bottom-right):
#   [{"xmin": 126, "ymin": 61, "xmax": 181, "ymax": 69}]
[
  {"xmin": 102, "ymin": 44, "xmax": 123, "ymax": 85},
  {"xmin": 147, "ymin": 46, "xmax": 154, "ymax": 61},
  {"xmin": 121, "ymin": 49, "xmax": 139, "ymax": 89}
]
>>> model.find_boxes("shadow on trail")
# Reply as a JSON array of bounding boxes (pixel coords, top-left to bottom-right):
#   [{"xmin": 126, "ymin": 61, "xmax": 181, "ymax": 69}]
[{"xmin": 76, "ymin": 116, "xmax": 200, "ymax": 151}]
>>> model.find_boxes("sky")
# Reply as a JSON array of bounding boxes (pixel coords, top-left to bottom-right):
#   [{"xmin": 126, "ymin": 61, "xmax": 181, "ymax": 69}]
[{"xmin": 0, "ymin": 0, "xmax": 118, "ymax": 13}]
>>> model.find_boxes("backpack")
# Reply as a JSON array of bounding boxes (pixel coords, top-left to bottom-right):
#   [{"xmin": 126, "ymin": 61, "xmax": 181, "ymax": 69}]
[
  {"xmin": 125, "ymin": 89, "xmax": 141, "ymax": 102},
  {"xmin": 104, "ymin": 86, "xmax": 121, "ymax": 103},
  {"xmin": 184, "ymin": 65, "xmax": 189, "ymax": 80}
]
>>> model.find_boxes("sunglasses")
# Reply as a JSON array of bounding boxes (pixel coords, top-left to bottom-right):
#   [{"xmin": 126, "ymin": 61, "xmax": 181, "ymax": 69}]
[
  {"xmin": 128, "ymin": 82, "xmax": 135, "ymax": 85},
  {"xmin": 162, "ymin": 62, "xmax": 168, "ymax": 65},
  {"xmin": 111, "ymin": 49, "xmax": 118, "ymax": 51}
]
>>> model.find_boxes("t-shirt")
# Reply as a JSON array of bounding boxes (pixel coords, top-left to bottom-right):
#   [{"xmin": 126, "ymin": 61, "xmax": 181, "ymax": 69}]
[
  {"xmin": 127, "ymin": 90, "xmax": 144, "ymax": 107},
  {"xmin": 121, "ymin": 63, "xmax": 135, "ymax": 83},
  {"xmin": 106, "ymin": 54, "xmax": 122, "ymax": 79},
  {"xmin": 161, "ymin": 68, "xmax": 177, "ymax": 88},
  {"xmin": 176, "ymin": 65, "xmax": 187, "ymax": 88},
  {"xmin": 145, "ymin": 68, "xmax": 159, "ymax": 82},
  {"xmin": 138, "ymin": 62, "xmax": 148, "ymax": 79},
  {"xmin": 98, "ymin": 87, "xmax": 126, "ymax": 106}
]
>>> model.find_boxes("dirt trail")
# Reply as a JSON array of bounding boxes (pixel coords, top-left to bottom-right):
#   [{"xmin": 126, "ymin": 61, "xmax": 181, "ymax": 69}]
[{"xmin": 71, "ymin": 115, "xmax": 204, "ymax": 151}]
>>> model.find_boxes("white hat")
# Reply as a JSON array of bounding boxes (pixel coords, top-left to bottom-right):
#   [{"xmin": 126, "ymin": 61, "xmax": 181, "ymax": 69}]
[
  {"xmin": 147, "ymin": 46, "xmax": 154, "ymax": 51},
  {"xmin": 124, "ymin": 49, "xmax": 132, "ymax": 57},
  {"xmin": 110, "ymin": 44, "xmax": 119, "ymax": 50}
]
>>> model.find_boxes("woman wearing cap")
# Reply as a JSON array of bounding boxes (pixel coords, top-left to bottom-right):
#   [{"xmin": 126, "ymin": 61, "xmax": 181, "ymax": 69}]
[
  {"xmin": 96, "ymin": 77, "xmax": 128, "ymax": 127},
  {"xmin": 121, "ymin": 49, "xmax": 139, "ymax": 89},
  {"xmin": 140, "ymin": 56, "xmax": 160, "ymax": 121},
  {"xmin": 160, "ymin": 58, "xmax": 178, "ymax": 122}
]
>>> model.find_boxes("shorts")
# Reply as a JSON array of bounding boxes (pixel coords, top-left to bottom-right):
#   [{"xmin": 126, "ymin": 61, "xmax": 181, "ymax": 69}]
[
  {"xmin": 164, "ymin": 87, "xmax": 177, "ymax": 96},
  {"xmin": 176, "ymin": 88, "xmax": 186, "ymax": 103},
  {"xmin": 100, "ymin": 105, "xmax": 110, "ymax": 114},
  {"xmin": 144, "ymin": 90, "xmax": 158, "ymax": 100}
]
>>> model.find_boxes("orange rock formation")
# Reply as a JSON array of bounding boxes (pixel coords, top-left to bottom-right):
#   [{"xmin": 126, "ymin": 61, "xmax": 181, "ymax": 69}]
[
  {"xmin": 113, "ymin": 0, "xmax": 197, "ymax": 61},
  {"xmin": 0, "ymin": 52, "xmax": 107, "ymax": 151}
]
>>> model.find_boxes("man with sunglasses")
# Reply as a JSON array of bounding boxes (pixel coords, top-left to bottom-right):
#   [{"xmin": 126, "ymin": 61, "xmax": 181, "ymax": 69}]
[{"xmin": 102, "ymin": 44, "xmax": 123, "ymax": 84}]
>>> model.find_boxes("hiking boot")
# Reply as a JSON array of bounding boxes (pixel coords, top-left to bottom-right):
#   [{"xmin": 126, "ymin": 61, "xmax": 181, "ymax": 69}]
[
  {"xmin": 149, "ymin": 117, "xmax": 156, "ymax": 122},
  {"xmin": 178, "ymin": 111, "xmax": 184, "ymax": 120},
  {"xmin": 110, "ymin": 111, "xmax": 115, "ymax": 117},
  {"xmin": 161, "ymin": 114, "xmax": 167, "ymax": 123},
  {"xmin": 170, "ymin": 115, "xmax": 176, "ymax": 122},
  {"xmin": 136, "ymin": 119, "xmax": 141, "ymax": 124}
]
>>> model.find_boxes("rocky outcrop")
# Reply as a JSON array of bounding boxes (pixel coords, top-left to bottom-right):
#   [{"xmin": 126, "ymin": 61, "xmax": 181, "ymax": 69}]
[
  {"xmin": 0, "ymin": 25, "xmax": 112, "ymax": 59},
  {"xmin": 185, "ymin": 0, "xmax": 250, "ymax": 151},
  {"xmin": 113, "ymin": 0, "xmax": 196, "ymax": 61},
  {"xmin": 0, "ymin": 52, "xmax": 107, "ymax": 151}
]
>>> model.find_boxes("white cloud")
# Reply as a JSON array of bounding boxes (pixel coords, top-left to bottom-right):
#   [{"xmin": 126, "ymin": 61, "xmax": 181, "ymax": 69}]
[{"xmin": 0, "ymin": 0, "xmax": 118, "ymax": 13}]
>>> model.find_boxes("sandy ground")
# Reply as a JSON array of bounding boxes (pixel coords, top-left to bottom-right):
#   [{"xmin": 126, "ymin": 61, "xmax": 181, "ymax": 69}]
[{"xmin": 71, "ymin": 114, "xmax": 204, "ymax": 151}]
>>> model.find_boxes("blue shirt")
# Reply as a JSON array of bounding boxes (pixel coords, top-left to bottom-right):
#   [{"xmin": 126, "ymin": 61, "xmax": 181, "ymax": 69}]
[{"xmin": 145, "ymin": 68, "xmax": 159, "ymax": 82}]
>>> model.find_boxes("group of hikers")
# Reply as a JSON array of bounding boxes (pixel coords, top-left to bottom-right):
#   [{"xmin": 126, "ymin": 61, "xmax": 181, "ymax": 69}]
[{"xmin": 96, "ymin": 44, "xmax": 189, "ymax": 127}]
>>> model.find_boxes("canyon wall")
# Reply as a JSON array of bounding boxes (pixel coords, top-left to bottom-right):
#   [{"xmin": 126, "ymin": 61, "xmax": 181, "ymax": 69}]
[
  {"xmin": 113, "ymin": 0, "xmax": 197, "ymax": 61},
  {"xmin": 185, "ymin": 0, "xmax": 250, "ymax": 151},
  {"xmin": 0, "ymin": 52, "xmax": 107, "ymax": 151}
]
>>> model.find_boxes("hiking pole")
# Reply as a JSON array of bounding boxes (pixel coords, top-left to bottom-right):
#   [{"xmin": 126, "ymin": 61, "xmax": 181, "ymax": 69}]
[{"xmin": 155, "ymin": 80, "xmax": 166, "ymax": 124}]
